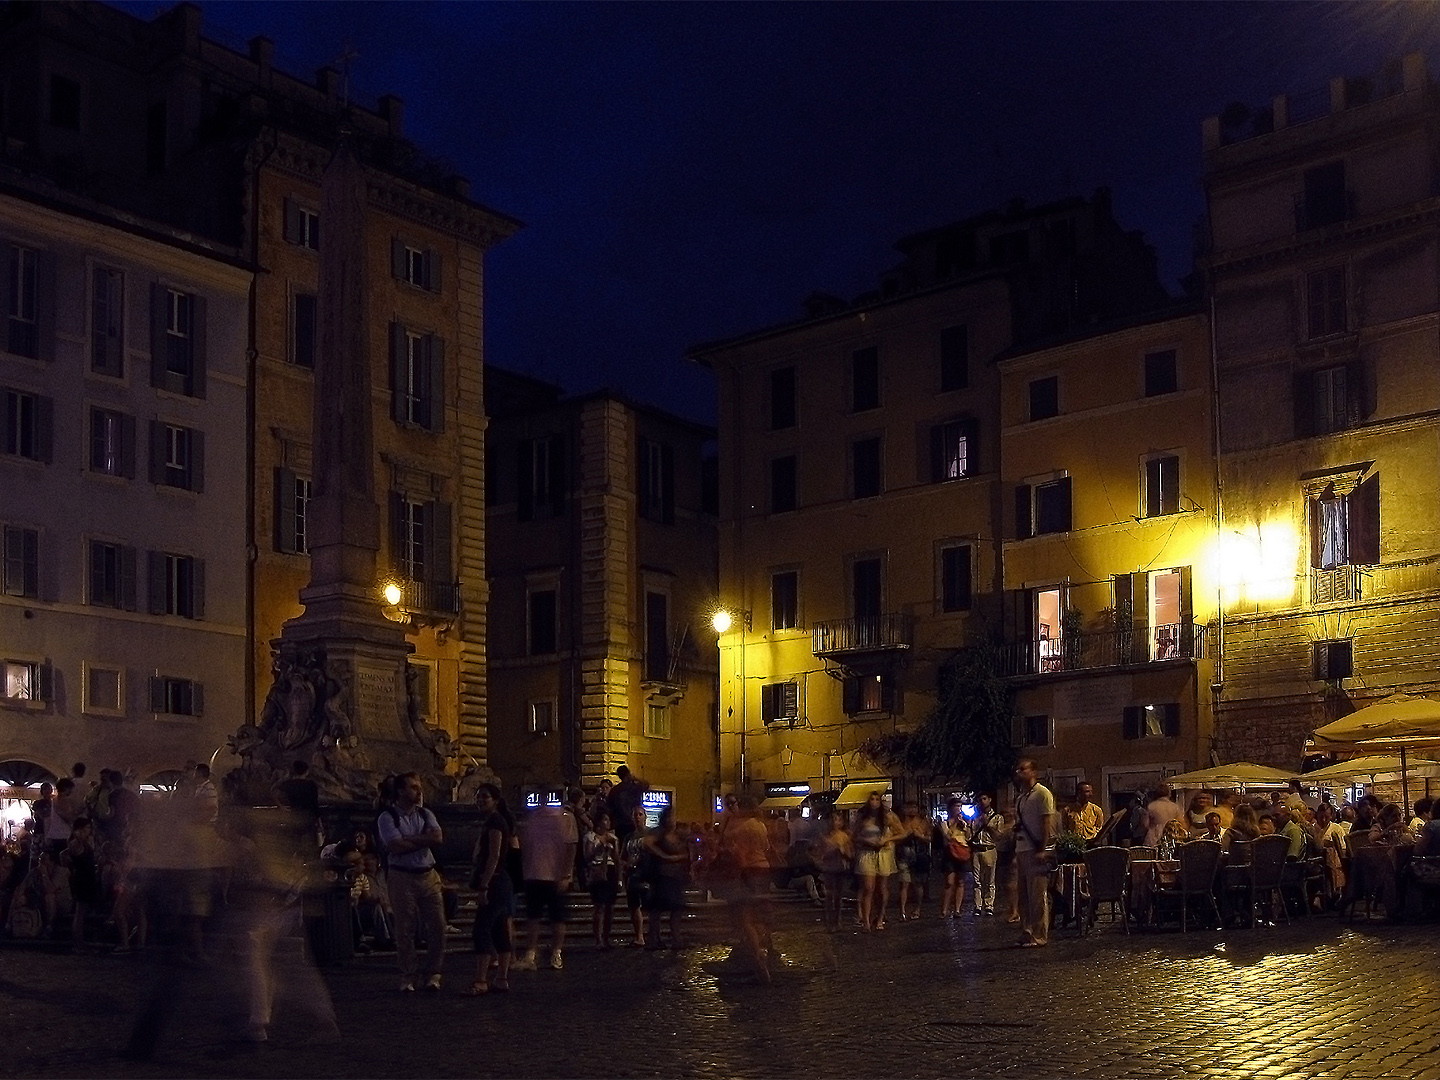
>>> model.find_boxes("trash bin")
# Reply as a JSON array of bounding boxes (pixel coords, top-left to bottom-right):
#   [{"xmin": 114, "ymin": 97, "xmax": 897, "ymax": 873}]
[{"xmin": 304, "ymin": 884, "xmax": 355, "ymax": 966}]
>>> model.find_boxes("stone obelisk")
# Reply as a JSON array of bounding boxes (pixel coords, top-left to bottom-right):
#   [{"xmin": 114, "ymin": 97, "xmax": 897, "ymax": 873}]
[{"xmin": 230, "ymin": 134, "xmax": 453, "ymax": 803}]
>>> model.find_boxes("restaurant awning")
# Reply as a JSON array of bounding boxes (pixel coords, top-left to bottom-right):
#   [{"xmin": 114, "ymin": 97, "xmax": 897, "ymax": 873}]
[
  {"xmin": 833, "ymin": 780, "xmax": 891, "ymax": 808},
  {"xmin": 758, "ymin": 795, "xmax": 805, "ymax": 809}
]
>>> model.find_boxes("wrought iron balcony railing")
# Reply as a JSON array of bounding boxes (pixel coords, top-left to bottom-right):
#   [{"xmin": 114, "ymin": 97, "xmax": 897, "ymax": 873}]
[
  {"xmin": 398, "ymin": 579, "xmax": 461, "ymax": 617},
  {"xmin": 812, "ymin": 613, "xmax": 914, "ymax": 658},
  {"xmin": 997, "ymin": 622, "xmax": 1208, "ymax": 677}
]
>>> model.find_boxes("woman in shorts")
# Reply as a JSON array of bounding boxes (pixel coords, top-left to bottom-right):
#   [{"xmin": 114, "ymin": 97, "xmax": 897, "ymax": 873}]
[{"xmin": 851, "ymin": 792, "xmax": 902, "ymax": 931}]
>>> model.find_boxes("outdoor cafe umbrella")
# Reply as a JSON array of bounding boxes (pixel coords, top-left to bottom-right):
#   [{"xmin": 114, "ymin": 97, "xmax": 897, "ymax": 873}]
[
  {"xmin": 1311, "ymin": 693, "xmax": 1440, "ymax": 814},
  {"xmin": 1302, "ymin": 755, "xmax": 1440, "ymax": 786},
  {"xmin": 1163, "ymin": 762, "xmax": 1297, "ymax": 791}
]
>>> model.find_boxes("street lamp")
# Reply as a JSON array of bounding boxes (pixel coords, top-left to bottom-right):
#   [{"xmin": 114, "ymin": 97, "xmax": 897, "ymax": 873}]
[
  {"xmin": 382, "ymin": 581, "xmax": 403, "ymax": 607},
  {"xmin": 712, "ymin": 607, "xmax": 752, "ymax": 790}
]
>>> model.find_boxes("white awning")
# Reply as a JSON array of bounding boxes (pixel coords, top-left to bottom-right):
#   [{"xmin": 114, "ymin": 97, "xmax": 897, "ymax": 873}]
[
  {"xmin": 833, "ymin": 780, "xmax": 891, "ymax": 808},
  {"xmin": 759, "ymin": 795, "xmax": 805, "ymax": 809}
]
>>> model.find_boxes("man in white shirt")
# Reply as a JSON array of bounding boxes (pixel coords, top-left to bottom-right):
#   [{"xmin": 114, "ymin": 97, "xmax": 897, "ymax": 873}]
[
  {"xmin": 513, "ymin": 799, "xmax": 579, "ymax": 971},
  {"xmin": 376, "ymin": 773, "xmax": 447, "ymax": 993},
  {"xmin": 1013, "ymin": 759, "xmax": 1056, "ymax": 948}
]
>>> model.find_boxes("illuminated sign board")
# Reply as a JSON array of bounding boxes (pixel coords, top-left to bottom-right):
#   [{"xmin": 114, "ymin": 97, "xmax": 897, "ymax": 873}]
[
  {"xmin": 641, "ymin": 789, "xmax": 672, "ymax": 828},
  {"xmin": 764, "ymin": 782, "xmax": 811, "ymax": 797},
  {"xmin": 524, "ymin": 789, "xmax": 564, "ymax": 809}
]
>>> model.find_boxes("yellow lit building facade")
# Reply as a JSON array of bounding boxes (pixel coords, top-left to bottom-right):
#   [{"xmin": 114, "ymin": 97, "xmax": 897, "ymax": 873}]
[
  {"xmin": 695, "ymin": 193, "xmax": 1172, "ymax": 807},
  {"xmin": 998, "ymin": 309, "xmax": 1218, "ymax": 810},
  {"xmin": 1202, "ymin": 54, "xmax": 1440, "ymax": 765}
]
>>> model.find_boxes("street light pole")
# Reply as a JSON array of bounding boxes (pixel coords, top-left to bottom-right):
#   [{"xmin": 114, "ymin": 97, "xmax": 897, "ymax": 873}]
[{"xmin": 713, "ymin": 607, "xmax": 751, "ymax": 792}]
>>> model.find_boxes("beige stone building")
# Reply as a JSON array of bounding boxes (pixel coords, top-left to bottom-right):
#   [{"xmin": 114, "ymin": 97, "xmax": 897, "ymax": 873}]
[
  {"xmin": 997, "ymin": 308, "xmax": 1218, "ymax": 811},
  {"xmin": 1201, "ymin": 54, "xmax": 1440, "ymax": 771},
  {"xmin": 0, "ymin": 179, "xmax": 250, "ymax": 804},
  {"xmin": 484, "ymin": 369, "xmax": 719, "ymax": 818},
  {"xmin": 692, "ymin": 193, "xmax": 1171, "ymax": 808},
  {"xmin": 0, "ymin": 1, "xmax": 518, "ymax": 789}
]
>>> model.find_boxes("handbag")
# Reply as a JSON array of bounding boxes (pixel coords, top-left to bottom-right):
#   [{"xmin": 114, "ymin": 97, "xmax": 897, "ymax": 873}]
[{"xmin": 946, "ymin": 834, "xmax": 970, "ymax": 862}]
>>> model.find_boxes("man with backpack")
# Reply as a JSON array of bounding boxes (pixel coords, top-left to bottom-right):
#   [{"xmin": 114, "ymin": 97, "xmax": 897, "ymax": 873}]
[{"xmin": 376, "ymin": 773, "xmax": 447, "ymax": 992}]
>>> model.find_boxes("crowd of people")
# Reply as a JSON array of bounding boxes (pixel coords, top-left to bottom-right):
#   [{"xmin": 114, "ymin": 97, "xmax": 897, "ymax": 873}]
[
  {"xmin": 0, "ymin": 762, "xmax": 219, "ymax": 949},
  {"xmin": 6, "ymin": 756, "xmax": 1438, "ymax": 1004}
]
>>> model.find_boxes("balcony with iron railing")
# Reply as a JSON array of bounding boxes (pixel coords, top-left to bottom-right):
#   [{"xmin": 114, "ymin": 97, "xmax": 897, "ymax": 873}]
[
  {"xmin": 997, "ymin": 622, "xmax": 1208, "ymax": 678},
  {"xmin": 812, "ymin": 613, "xmax": 914, "ymax": 659},
  {"xmin": 641, "ymin": 654, "xmax": 690, "ymax": 695},
  {"xmin": 397, "ymin": 579, "xmax": 461, "ymax": 618}
]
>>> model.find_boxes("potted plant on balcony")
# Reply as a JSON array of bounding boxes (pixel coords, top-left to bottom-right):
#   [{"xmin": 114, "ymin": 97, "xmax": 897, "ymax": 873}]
[{"xmin": 1061, "ymin": 608, "xmax": 1084, "ymax": 670}]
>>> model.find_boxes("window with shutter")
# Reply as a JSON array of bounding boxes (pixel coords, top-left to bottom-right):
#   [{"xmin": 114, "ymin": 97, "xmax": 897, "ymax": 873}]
[
  {"xmin": 91, "ymin": 267, "xmax": 124, "ymax": 376},
  {"xmin": 2, "ymin": 388, "xmax": 50, "ymax": 462},
  {"xmin": 771, "ymin": 570, "xmax": 799, "ymax": 630},
  {"xmin": 273, "ymin": 468, "xmax": 312, "ymax": 554},
  {"xmin": 529, "ymin": 589, "xmax": 557, "ymax": 656},
  {"xmin": 931, "ymin": 420, "xmax": 970, "ymax": 482},
  {"xmin": 852, "ymin": 347, "xmax": 880, "ymax": 411},
  {"xmin": 770, "ymin": 455, "xmax": 797, "ymax": 514},
  {"xmin": 2, "ymin": 526, "xmax": 38, "ymax": 598},
  {"xmin": 1029, "ymin": 376, "xmax": 1059, "ymax": 421},
  {"xmin": 638, "ymin": 437, "xmax": 675, "ymax": 523},
  {"xmin": 940, "ymin": 544, "xmax": 971, "ymax": 612},
  {"xmin": 5, "ymin": 244, "xmax": 39, "ymax": 359},
  {"xmin": 1034, "ymin": 476, "xmax": 1072, "ymax": 534},
  {"xmin": 762, "ymin": 681, "xmax": 799, "ymax": 724},
  {"xmin": 852, "ymin": 437, "xmax": 882, "ymax": 498},
  {"xmin": 769, "ymin": 367, "xmax": 796, "ymax": 430},
  {"xmin": 939, "ymin": 325, "xmax": 968, "ymax": 391},
  {"xmin": 843, "ymin": 673, "xmax": 894, "ymax": 716},
  {"xmin": 1143, "ymin": 455, "xmax": 1180, "ymax": 517},
  {"xmin": 1314, "ymin": 640, "xmax": 1354, "ymax": 681},
  {"xmin": 292, "ymin": 293, "xmax": 316, "ymax": 367}
]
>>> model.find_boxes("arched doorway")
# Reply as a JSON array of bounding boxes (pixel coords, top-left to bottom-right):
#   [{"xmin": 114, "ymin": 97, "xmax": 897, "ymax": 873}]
[{"xmin": 0, "ymin": 759, "xmax": 58, "ymax": 842}]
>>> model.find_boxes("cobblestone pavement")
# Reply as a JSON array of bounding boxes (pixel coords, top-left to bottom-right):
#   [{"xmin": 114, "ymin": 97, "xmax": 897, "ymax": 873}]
[{"xmin": 3, "ymin": 901, "xmax": 1440, "ymax": 1079}]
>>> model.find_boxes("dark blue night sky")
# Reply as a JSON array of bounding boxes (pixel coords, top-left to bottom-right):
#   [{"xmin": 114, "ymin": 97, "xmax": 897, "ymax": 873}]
[{"xmin": 118, "ymin": 1, "xmax": 1440, "ymax": 422}]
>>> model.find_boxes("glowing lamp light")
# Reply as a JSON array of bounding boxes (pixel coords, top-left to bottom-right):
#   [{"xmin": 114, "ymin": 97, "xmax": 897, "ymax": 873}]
[
  {"xmin": 712, "ymin": 610, "xmax": 733, "ymax": 634},
  {"xmin": 382, "ymin": 582, "xmax": 403, "ymax": 606}
]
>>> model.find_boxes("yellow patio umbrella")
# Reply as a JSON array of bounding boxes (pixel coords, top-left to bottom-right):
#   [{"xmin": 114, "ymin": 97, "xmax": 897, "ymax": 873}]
[
  {"xmin": 1311, "ymin": 693, "xmax": 1440, "ymax": 814},
  {"xmin": 1302, "ymin": 755, "xmax": 1440, "ymax": 786},
  {"xmin": 1163, "ymin": 762, "xmax": 1297, "ymax": 790}
]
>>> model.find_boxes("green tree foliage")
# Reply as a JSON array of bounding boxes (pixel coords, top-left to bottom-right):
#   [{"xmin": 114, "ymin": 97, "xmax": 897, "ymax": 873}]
[{"xmin": 860, "ymin": 643, "xmax": 1016, "ymax": 794}]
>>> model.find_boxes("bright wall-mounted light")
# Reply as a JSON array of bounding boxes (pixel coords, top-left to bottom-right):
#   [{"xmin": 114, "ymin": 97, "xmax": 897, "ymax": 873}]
[
  {"xmin": 1209, "ymin": 518, "xmax": 1299, "ymax": 605},
  {"xmin": 382, "ymin": 582, "xmax": 403, "ymax": 607},
  {"xmin": 712, "ymin": 608, "xmax": 751, "ymax": 634}
]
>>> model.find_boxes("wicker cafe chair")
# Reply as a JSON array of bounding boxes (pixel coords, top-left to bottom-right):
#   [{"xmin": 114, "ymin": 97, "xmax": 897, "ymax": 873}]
[
  {"xmin": 1154, "ymin": 839, "xmax": 1223, "ymax": 932},
  {"xmin": 1082, "ymin": 846, "xmax": 1131, "ymax": 935},
  {"xmin": 1127, "ymin": 846, "xmax": 1157, "ymax": 862},
  {"xmin": 1228, "ymin": 834, "xmax": 1291, "ymax": 927}
]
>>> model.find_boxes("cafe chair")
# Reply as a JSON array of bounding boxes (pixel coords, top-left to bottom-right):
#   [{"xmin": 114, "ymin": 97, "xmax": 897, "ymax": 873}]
[
  {"xmin": 1343, "ymin": 830, "xmax": 1384, "ymax": 922},
  {"xmin": 1229, "ymin": 834, "xmax": 1291, "ymax": 927},
  {"xmin": 1127, "ymin": 846, "xmax": 1157, "ymax": 862},
  {"xmin": 1082, "ymin": 846, "xmax": 1131, "ymax": 935},
  {"xmin": 1154, "ymin": 839, "xmax": 1222, "ymax": 932}
]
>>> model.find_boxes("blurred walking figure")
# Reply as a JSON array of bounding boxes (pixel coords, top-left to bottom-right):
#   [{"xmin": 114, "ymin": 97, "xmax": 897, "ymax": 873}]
[
  {"xmin": 229, "ymin": 799, "xmax": 338, "ymax": 1044},
  {"xmin": 811, "ymin": 810, "xmax": 853, "ymax": 932},
  {"xmin": 895, "ymin": 802, "xmax": 933, "ymax": 921},
  {"xmin": 720, "ymin": 795, "xmax": 775, "ymax": 981}
]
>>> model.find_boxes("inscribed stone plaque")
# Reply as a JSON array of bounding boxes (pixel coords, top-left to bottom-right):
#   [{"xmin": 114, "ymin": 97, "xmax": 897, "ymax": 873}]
[
  {"xmin": 354, "ymin": 664, "xmax": 398, "ymax": 735},
  {"xmin": 1052, "ymin": 675, "xmax": 1132, "ymax": 721}
]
